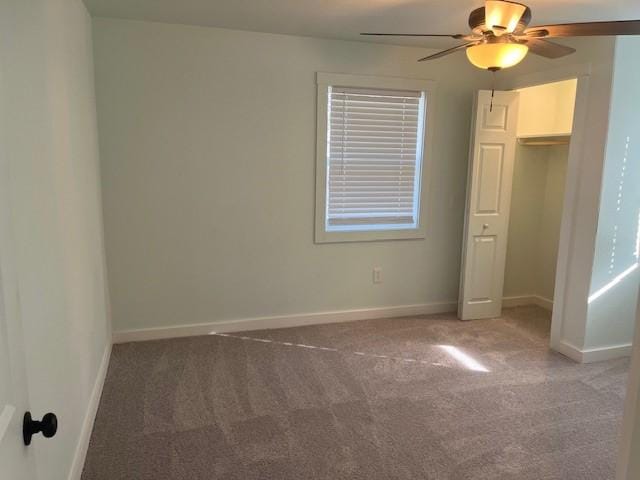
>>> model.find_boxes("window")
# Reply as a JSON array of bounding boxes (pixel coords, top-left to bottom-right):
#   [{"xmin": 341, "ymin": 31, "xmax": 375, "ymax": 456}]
[{"xmin": 315, "ymin": 73, "xmax": 433, "ymax": 243}]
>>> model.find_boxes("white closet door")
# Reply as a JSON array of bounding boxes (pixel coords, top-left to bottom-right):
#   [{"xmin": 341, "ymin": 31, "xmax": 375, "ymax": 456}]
[{"xmin": 459, "ymin": 90, "xmax": 519, "ymax": 320}]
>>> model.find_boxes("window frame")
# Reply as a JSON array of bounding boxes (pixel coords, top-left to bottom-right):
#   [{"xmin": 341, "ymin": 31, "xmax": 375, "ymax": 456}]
[{"xmin": 315, "ymin": 72, "xmax": 436, "ymax": 243}]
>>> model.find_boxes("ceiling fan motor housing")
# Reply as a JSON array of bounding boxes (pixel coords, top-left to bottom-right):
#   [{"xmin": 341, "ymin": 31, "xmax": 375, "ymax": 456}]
[{"xmin": 469, "ymin": 5, "xmax": 532, "ymax": 35}]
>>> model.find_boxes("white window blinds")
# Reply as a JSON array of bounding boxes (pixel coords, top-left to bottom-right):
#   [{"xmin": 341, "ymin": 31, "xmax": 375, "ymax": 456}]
[{"xmin": 326, "ymin": 86, "xmax": 426, "ymax": 231}]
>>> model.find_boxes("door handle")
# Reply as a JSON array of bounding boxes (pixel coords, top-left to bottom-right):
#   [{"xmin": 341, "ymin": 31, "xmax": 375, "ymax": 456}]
[{"xmin": 23, "ymin": 411, "xmax": 57, "ymax": 446}]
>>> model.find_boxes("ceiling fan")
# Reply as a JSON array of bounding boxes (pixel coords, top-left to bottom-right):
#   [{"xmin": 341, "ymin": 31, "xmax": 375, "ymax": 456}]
[{"xmin": 361, "ymin": 0, "xmax": 640, "ymax": 71}]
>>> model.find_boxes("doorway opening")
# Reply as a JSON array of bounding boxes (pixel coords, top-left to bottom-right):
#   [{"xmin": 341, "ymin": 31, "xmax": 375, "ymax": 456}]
[
  {"xmin": 502, "ymin": 78, "xmax": 578, "ymax": 335},
  {"xmin": 458, "ymin": 78, "xmax": 579, "ymax": 340}
]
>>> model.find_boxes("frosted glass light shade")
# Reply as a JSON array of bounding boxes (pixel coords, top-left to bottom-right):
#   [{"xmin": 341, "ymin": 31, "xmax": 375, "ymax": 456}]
[{"xmin": 466, "ymin": 43, "xmax": 528, "ymax": 70}]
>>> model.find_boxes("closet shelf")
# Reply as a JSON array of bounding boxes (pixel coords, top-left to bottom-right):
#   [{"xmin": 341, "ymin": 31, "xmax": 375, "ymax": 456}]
[{"xmin": 517, "ymin": 133, "xmax": 571, "ymax": 146}]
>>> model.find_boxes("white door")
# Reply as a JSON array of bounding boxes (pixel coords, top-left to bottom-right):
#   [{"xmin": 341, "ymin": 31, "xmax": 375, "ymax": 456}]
[
  {"xmin": 459, "ymin": 90, "xmax": 519, "ymax": 320},
  {"xmin": 0, "ymin": 155, "xmax": 37, "ymax": 479}
]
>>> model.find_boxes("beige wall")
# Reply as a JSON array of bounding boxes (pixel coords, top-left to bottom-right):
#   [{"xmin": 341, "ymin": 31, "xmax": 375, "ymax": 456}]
[
  {"xmin": 504, "ymin": 145, "xmax": 568, "ymax": 301},
  {"xmin": 516, "ymin": 79, "xmax": 577, "ymax": 138},
  {"xmin": 504, "ymin": 145, "xmax": 548, "ymax": 298},
  {"xmin": 0, "ymin": 0, "xmax": 111, "ymax": 478},
  {"xmin": 92, "ymin": 18, "xmax": 492, "ymax": 332},
  {"xmin": 504, "ymin": 144, "xmax": 568, "ymax": 302},
  {"xmin": 505, "ymin": 78, "xmax": 575, "ymax": 305},
  {"xmin": 538, "ymin": 146, "xmax": 569, "ymax": 301}
]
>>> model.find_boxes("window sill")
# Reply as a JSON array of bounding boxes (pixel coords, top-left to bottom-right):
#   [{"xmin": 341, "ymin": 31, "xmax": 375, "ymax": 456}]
[{"xmin": 314, "ymin": 227, "xmax": 426, "ymax": 244}]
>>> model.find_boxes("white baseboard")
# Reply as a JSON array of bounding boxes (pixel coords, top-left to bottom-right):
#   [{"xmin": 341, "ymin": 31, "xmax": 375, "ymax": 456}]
[
  {"xmin": 580, "ymin": 343, "xmax": 633, "ymax": 363},
  {"xmin": 555, "ymin": 340, "xmax": 632, "ymax": 363},
  {"xmin": 554, "ymin": 340, "xmax": 584, "ymax": 362},
  {"xmin": 68, "ymin": 343, "xmax": 112, "ymax": 480},
  {"xmin": 502, "ymin": 294, "xmax": 554, "ymax": 311},
  {"xmin": 112, "ymin": 301, "xmax": 458, "ymax": 344}
]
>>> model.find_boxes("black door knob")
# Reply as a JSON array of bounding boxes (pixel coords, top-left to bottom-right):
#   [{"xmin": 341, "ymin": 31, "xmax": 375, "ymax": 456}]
[{"xmin": 23, "ymin": 411, "xmax": 58, "ymax": 446}]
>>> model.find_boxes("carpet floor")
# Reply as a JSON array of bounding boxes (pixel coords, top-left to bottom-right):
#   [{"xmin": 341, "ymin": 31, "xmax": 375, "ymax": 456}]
[{"xmin": 82, "ymin": 306, "xmax": 629, "ymax": 479}]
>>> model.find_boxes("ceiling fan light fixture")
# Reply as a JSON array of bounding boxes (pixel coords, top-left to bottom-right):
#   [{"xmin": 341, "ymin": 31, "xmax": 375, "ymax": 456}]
[
  {"xmin": 485, "ymin": 0, "xmax": 528, "ymax": 35},
  {"xmin": 465, "ymin": 42, "xmax": 528, "ymax": 70},
  {"xmin": 360, "ymin": 2, "xmax": 640, "ymax": 67}
]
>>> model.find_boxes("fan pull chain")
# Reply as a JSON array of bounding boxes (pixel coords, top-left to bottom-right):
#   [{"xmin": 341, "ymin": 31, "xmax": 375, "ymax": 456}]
[{"xmin": 490, "ymin": 70, "xmax": 496, "ymax": 112}]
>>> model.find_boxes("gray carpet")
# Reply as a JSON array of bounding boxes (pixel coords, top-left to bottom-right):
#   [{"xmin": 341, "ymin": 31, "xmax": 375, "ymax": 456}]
[{"xmin": 82, "ymin": 306, "xmax": 629, "ymax": 479}]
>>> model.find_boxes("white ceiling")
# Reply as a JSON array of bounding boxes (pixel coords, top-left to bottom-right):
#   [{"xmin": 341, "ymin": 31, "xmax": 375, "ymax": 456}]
[{"xmin": 83, "ymin": 0, "xmax": 640, "ymax": 49}]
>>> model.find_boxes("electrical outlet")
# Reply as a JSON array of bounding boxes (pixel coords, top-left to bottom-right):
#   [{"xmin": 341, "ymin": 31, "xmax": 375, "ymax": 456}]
[{"xmin": 373, "ymin": 267, "xmax": 382, "ymax": 284}]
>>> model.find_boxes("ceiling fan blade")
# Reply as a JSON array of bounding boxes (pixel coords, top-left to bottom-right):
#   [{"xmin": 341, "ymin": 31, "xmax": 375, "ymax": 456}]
[
  {"xmin": 360, "ymin": 33, "xmax": 466, "ymax": 39},
  {"xmin": 418, "ymin": 42, "xmax": 479, "ymax": 62},
  {"xmin": 525, "ymin": 20, "xmax": 640, "ymax": 38},
  {"xmin": 525, "ymin": 38, "xmax": 576, "ymax": 59}
]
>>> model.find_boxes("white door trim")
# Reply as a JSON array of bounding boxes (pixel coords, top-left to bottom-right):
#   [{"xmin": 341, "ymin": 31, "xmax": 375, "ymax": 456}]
[
  {"xmin": 498, "ymin": 62, "xmax": 591, "ymax": 91},
  {"xmin": 500, "ymin": 65, "xmax": 592, "ymax": 357},
  {"xmin": 67, "ymin": 344, "xmax": 112, "ymax": 480},
  {"xmin": 616, "ymin": 287, "xmax": 640, "ymax": 479}
]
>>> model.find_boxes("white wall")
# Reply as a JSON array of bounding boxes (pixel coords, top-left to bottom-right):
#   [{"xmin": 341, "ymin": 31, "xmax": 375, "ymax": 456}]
[
  {"xmin": 92, "ymin": 18, "xmax": 491, "ymax": 333},
  {"xmin": 0, "ymin": 1, "xmax": 111, "ymax": 478},
  {"xmin": 504, "ymin": 144, "xmax": 568, "ymax": 303},
  {"xmin": 585, "ymin": 36, "xmax": 640, "ymax": 352}
]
